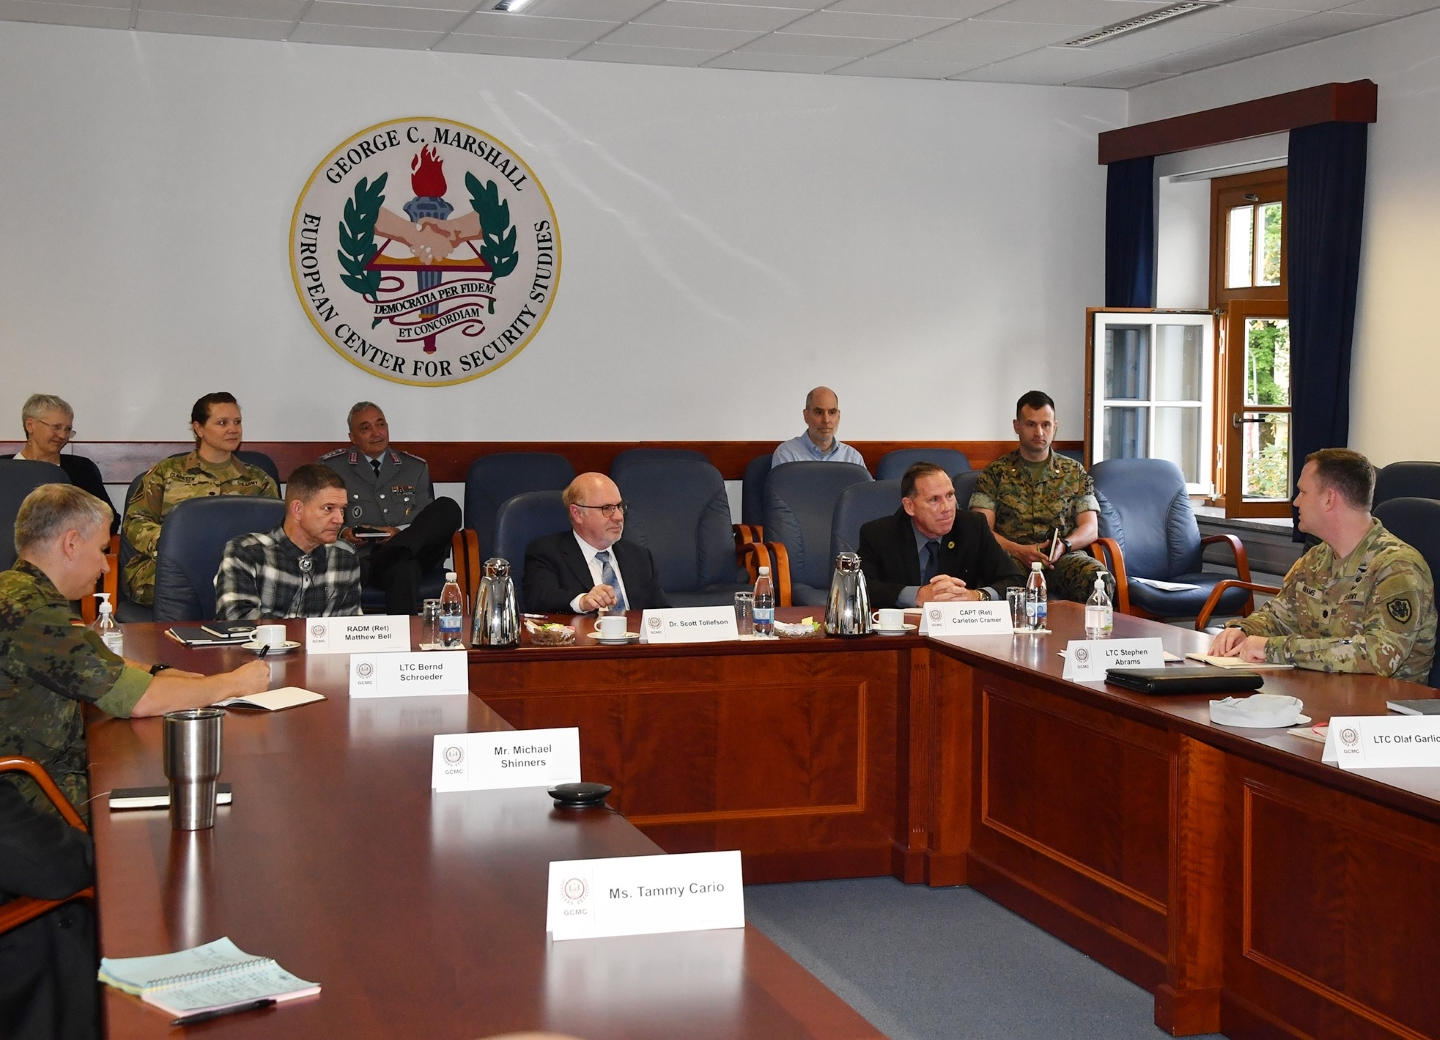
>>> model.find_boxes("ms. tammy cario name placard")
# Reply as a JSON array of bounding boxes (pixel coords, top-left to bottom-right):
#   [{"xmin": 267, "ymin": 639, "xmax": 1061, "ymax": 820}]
[{"xmin": 546, "ymin": 850, "xmax": 744, "ymax": 941}]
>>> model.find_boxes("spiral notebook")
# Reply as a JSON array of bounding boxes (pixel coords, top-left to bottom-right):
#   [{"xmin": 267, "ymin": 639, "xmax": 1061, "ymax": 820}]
[{"xmin": 98, "ymin": 936, "xmax": 319, "ymax": 1017}]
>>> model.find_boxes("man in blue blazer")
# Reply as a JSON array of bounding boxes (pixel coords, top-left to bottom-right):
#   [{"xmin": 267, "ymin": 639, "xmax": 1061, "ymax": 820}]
[{"xmin": 523, "ymin": 472, "xmax": 670, "ymax": 614}]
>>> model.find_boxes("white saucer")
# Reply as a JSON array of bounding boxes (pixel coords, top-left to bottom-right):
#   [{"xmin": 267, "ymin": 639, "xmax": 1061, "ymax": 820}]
[
  {"xmin": 586, "ymin": 631, "xmax": 639, "ymax": 644},
  {"xmin": 240, "ymin": 640, "xmax": 301, "ymax": 653},
  {"xmin": 873, "ymin": 624, "xmax": 917, "ymax": 635}
]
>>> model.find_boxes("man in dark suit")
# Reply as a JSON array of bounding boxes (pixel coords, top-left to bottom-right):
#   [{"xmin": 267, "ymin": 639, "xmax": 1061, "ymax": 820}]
[
  {"xmin": 523, "ymin": 473, "xmax": 670, "ymax": 614},
  {"xmin": 860, "ymin": 462, "xmax": 1025, "ymax": 609}
]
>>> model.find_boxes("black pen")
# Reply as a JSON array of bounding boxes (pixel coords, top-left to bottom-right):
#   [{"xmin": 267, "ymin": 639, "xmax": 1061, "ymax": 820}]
[
  {"xmin": 256, "ymin": 645, "xmax": 271, "ymax": 659},
  {"xmin": 170, "ymin": 997, "xmax": 276, "ymax": 1026}
]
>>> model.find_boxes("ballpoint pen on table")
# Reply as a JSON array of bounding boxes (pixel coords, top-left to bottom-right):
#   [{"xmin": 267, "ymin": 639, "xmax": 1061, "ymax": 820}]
[{"xmin": 171, "ymin": 998, "xmax": 277, "ymax": 1026}]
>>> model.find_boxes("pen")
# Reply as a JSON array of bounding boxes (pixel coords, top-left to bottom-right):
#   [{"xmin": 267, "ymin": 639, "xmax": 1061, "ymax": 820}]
[
  {"xmin": 256, "ymin": 645, "xmax": 271, "ymax": 659},
  {"xmin": 171, "ymin": 997, "xmax": 276, "ymax": 1026}
]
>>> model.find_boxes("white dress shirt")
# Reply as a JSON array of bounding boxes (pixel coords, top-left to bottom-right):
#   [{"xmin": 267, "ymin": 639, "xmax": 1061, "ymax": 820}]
[{"xmin": 569, "ymin": 531, "xmax": 631, "ymax": 613}]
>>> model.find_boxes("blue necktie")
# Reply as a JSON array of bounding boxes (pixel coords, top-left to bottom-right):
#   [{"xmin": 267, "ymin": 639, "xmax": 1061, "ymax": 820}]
[
  {"xmin": 922, "ymin": 541, "xmax": 940, "ymax": 584},
  {"xmin": 595, "ymin": 550, "xmax": 626, "ymax": 611}
]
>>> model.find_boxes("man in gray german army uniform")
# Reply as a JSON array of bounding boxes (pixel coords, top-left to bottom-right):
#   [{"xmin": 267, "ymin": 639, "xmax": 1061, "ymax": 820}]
[
  {"xmin": 320, "ymin": 402, "xmax": 461, "ymax": 615},
  {"xmin": 1210, "ymin": 448, "xmax": 1437, "ymax": 683},
  {"xmin": 970, "ymin": 390, "xmax": 1114, "ymax": 603}
]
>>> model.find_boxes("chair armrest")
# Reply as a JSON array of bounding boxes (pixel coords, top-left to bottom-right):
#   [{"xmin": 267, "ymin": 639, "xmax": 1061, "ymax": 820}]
[
  {"xmin": 451, "ymin": 528, "xmax": 482, "ymax": 610},
  {"xmin": 0, "ymin": 756, "xmax": 89, "ymax": 831},
  {"xmin": 1088, "ymin": 537, "xmax": 1130, "ymax": 615},
  {"xmin": 1200, "ymin": 533, "xmax": 1253, "ymax": 583},
  {"xmin": 103, "ymin": 552, "xmax": 119, "ymax": 603},
  {"xmin": 1194, "ymin": 580, "xmax": 1280, "ymax": 631},
  {"xmin": 738, "ymin": 542, "xmax": 792, "ymax": 607}
]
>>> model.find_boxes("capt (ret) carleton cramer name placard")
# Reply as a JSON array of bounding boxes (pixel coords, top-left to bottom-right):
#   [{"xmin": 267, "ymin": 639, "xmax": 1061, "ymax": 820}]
[{"xmin": 290, "ymin": 117, "xmax": 561, "ymax": 387}]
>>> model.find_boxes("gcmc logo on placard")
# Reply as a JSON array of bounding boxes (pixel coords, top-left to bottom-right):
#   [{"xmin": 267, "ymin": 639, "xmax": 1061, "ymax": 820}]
[
  {"xmin": 290, "ymin": 118, "xmax": 561, "ymax": 386},
  {"xmin": 356, "ymin": 662, "xmax": 375, "ymax": 679},
  {"xmin": 562, "ymin": 877, "xmax": 588, "ymax": 904}
]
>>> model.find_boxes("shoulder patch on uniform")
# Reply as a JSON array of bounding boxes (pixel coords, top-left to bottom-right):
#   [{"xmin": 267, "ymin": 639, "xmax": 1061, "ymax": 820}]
[
  {"xmin": 1387, "ymin": 597, "xmax": 1413, "ymax": 623},
  {"xmin": 318, "ymin": 447, "xmax": 347, "ymax": 460}
]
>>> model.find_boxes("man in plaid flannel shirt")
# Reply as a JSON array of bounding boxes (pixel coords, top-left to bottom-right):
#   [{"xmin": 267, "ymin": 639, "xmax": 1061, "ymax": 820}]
[{"xmin": 214, "ymin": 464, "xmax": 362, "ymax": 620}]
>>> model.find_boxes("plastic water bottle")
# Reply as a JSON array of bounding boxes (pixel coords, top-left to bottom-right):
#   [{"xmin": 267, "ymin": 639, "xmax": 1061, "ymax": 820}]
[
  {"xmin": 1024, "ymin": 562, "xmax": 1047, "ymax": 632},
  {"xmin": 753, "ymin": 566, "xmax": 775, "ymax": 637},
  {"xmin": 1084, "ymin": 577, "xmax": 1113, "ymax": 639},
  {"xmin": 440, "ymin": 572, "xmax": 464, "ymax": 648},
  {"xmin": 91, "ymin": 593, "xmax": 123, "ymax": 655}
]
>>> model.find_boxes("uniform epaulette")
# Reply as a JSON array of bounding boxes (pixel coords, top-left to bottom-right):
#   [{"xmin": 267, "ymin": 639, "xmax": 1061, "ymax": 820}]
[
  {"xmin": 397, "ymin": 449, "xmax": 423, "ymax": 463},
  {"xmin": 319, "ymin": 447, "xmax": 347, "ymax": 460}
]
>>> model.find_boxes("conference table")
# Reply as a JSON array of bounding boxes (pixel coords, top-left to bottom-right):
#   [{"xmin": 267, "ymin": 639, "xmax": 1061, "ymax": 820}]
[{"xmin": 92, "ymin": 606, "xmax": 1440, "ymax": 1040}]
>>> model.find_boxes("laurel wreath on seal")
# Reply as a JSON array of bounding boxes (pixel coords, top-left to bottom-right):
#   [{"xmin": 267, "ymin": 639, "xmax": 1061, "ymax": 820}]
[
  {"xmin": 465, "ymin": 173, "xmax": 519, "ymax": 293},
  {"xmin": 337, "ymin": 173, "xmax": 389, "ymax": 323}
]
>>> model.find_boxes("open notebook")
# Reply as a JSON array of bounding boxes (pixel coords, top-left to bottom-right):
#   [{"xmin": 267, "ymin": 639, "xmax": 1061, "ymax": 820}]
[{"xmin": 98, "ymin": 936, "xmax": 319, "ymax": 1018}]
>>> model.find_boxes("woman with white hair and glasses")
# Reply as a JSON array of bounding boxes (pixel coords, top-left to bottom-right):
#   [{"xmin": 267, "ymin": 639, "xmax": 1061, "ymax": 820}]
[{"xmin": 4, "ymin": 393, "xmax": 118, "ymax": 534}]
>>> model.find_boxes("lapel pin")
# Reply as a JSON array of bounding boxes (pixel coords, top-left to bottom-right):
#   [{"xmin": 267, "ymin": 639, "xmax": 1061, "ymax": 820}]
[{"xmin": 947, "ymin": 541, "xmax": 954, "ymax": 549}]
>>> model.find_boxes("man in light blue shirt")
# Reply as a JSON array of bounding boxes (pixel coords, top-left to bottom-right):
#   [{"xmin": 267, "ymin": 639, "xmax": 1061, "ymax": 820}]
[{"xmin": 772, "ymin": 387, "xmax": 867, "ymax": 468}]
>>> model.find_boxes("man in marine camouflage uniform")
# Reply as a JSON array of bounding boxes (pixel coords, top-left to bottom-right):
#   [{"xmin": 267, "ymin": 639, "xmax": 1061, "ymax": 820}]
[
  {"xmin": 971, "ymin": 390, "xmax": 1114, "ymax": 603},
  {"xmin": 1210, "ymin": 449, "xmax": 1436, "ymax": 682}
]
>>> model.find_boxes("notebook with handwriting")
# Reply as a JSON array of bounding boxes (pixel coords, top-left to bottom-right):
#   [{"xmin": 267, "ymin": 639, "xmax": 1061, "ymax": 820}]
[{"xmin": 98, "ymin": 936, "xmax": 319, "ymax": 1017}]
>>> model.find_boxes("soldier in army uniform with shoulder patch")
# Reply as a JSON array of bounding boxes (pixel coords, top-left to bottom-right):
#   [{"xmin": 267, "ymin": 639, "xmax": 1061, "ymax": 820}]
[
  {"xmin": 1210, "ymin": 448, "xmax": 1437, "ymax": 683},
  {"xmin": 971, "ymin": 390, "xmax": 1115, "ymax": 603},
  {"xmin": 321, "ymin": 402, "xmax": 461, "ymax": 615}
]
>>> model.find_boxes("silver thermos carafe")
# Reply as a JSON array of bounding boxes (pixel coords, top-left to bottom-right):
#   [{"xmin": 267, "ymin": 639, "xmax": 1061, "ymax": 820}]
[
  {"xmin": 471, "ymin": 558, "xmax": 520, "ymax": 649},
  {"xmin": 825, "ymin": 552, "xmax": 872, "ymax": 636}
]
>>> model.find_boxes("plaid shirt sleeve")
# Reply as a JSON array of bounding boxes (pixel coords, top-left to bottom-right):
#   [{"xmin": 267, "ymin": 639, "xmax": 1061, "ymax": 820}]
[{"xmin": 214, "ymin": 535, "xmax": 266, "ymax": 620}]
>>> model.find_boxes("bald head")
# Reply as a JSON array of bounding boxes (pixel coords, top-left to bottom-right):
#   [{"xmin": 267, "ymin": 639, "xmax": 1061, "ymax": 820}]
[
  {"xmin": 564, "ymin": 472, "xmax": 626, "ymax": 550},
  {"xmin": 803, "ymin": 386, "xmax": 841, "ymax": 451}
]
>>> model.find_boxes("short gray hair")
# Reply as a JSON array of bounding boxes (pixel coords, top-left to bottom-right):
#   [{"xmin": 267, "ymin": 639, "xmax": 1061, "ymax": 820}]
[
  {"xmin": 347, "ymin": 401, "xmax": 382, "ymax": 428},
  {"xmin": 22, "ymin": 394, "xmax": 72, "ymax": 428},
  {"xmin": 15, "ymin": 484, "xmax": 112, "ymax": 553}
]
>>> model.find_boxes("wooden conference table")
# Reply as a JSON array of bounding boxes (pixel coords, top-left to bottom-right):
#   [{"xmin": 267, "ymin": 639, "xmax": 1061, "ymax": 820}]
[{"xmin": 93, "ymin": 607, "xmax": 1440, "ymax": 1040}]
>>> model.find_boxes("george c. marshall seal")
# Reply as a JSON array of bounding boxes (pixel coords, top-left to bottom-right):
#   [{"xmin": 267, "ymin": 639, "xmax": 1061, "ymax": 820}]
[{"xmin": 290, "ymin": 117, "xmax": 561, "ymax": 386}]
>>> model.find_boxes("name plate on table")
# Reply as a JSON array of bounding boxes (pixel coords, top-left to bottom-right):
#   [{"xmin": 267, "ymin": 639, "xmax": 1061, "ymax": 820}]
[
  {"xmin": 640, "ymin": 606, "xmax": 738, "ymax": 644},
  {"xmin": 1322, "ymin": 715, "xmax": 1440, "ymax": 770},
  {"xmin": 350, "ymin": 651, "xmax": 468, "ymax": 698},
  {"xmin": 307, "ymin": 615, "xmax": 411, "ymax": 654},
  {"xmin": 546, "ymin": 850, "xmax": 744, "ymax": 941},
  {"xmin": 432, "ymin": 727, "xmax": 581, "ymax": 792},
  {"xmin": 920, "ymin": 602, "xmax": 1012, "ymax": 636},
  {"xmin": 1062, "ymin": 638, "xmax": 1165, "ymax": 681}
]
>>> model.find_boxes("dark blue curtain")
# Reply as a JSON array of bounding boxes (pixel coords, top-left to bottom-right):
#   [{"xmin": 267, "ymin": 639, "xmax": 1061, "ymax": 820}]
[
  {"xmin": 1104, "ymin": 156, "xmax": 1156, "ymax": 308},
  {"xmin": 1288, "ymin": 121, "xmax": 1368, "ymax": 535}
]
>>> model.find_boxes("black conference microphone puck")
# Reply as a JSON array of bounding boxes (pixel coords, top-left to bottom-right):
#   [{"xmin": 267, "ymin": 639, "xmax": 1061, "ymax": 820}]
[{"xmin": 548, "ymin": 782, "xmax": 612, "ymax": 809}]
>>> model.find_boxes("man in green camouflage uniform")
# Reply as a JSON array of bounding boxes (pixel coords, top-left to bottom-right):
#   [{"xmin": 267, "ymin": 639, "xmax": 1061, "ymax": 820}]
[
  {"xmin": 971, "ymin": 391, "xmax": 1114, "ymax": 603},
  {"xmin": 3, "ymin": 485, "xmax": 269, "ymax": 817},
  {"xmin": 1211, "ymin": 449, "xmax": 1436, "ymax": 683},
  {"xmin": 121, "ymin": 451, "xmax": 277, "ymax": 606}
]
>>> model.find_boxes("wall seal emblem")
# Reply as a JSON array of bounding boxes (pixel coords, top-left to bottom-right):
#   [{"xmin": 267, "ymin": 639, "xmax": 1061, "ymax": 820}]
[{"xmin": 290, "ymin": 117, "xmax": 560, "ymax": 386}]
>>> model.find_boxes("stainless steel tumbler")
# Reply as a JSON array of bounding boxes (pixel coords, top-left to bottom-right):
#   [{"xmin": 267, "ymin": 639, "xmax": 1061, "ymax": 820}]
[{"xmin": 162, "ymin": 708, "xmax": 224, "ymax": 830}]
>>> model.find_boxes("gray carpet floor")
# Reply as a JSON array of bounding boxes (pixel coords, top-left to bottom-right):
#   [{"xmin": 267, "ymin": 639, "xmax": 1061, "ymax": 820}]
[{"xmin": 745, "ymin": 877, "xmax": 1226, "ymax": 1040}]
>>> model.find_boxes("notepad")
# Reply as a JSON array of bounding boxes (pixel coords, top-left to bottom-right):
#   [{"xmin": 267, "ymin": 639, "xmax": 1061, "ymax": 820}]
[
  {"xmin": 98, "ymin": 936, "xmax": 319, "ymax": 1018},
  {"xmin": 214, "ymin": 687, "xmax": 326, "ymax": 712},
  {"xmin": 1387, "ymin": 699, "xmax": 1440, "ymax": 716},
  {"xmin": 1185, "ymin": 653, "xmax": 1295, "ymax": 671},
  {"xmin": 166, "ymin": 626, "xmax": 252, "ymax": 647}
]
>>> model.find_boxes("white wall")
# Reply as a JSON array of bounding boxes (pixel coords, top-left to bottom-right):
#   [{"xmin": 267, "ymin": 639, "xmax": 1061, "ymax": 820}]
[
  {"xmin": 0, "ymin": 22, "xmax": 1124, "ymax": 447},
  {"xmin": 1130, "ymin": 9, "xmax": 1440, "ymax": 467}
]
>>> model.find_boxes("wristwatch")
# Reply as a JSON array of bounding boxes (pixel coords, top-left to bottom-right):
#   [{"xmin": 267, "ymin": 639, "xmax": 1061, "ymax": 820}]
[{"xmin": 149, "ymin": 663, "xmax": 173, "ymax": 676}]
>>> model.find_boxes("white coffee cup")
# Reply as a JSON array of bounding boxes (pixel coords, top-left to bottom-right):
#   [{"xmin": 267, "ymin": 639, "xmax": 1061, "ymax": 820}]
[
  {"xmin": 253, "ymin": 624, "xmax": 288, "ymax": 648},
  {"xmin": 596, "ymin": 615, "xmax": 628, "ymax": 638},
  {"xmin": 871, "ymin": 608, "xmax": 906, "ymax": 631}
]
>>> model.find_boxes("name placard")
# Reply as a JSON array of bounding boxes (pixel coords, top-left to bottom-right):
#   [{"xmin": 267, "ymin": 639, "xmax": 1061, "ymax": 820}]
[
  {"xmin": 350, "ymin": 651, "xmax": 468, "ymax": 698},
  {"xmin": 920, "ymin": 602, "xmax": 1012, "ymax": 636},
  {"xmin": 640, "ymin": 606, "xmax": 739, "ymax": 644},
  {"xmin": 432, "ymin": 727, "xmax": 581, "ymax": 792},
  {"xmin": 1062, "ymin": 638, "xmax": 1165, "ymax": 681},
  {"xmin": 307, "ymin": 615, "xmax": 411, "ymax": 654},
  {"xmin": 1322, "ymin": 715, "xmax": 1440, "ymax": 770},
  {"xmin": 546, "ymin": 850, "xmax": 744, "ymax": 941}
]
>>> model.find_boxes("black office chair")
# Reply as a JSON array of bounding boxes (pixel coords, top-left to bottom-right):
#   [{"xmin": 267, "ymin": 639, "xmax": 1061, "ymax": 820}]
[
  {"xmin": 151, "ymin": 496, "xmax": 287, "ymax": 621},
  {"xmin": 1373, "ymin": 497, "xmax": 1440, "ymax": 687},
  {"xmin": 0, "ymin": 460, "xmax": 69, "ymax": 572},
  {"xmin": 875, "ymin": 448, "xmax": 970, "ymax": 482},
  {"xmin": 1374, "ymin": 462, "xmax": 1440, "ymax": 508}
]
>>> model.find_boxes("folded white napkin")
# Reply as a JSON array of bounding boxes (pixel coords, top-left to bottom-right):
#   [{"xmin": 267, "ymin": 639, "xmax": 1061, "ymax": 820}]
[{"xmin": 1209, "ymin": 693, "xmax": 1307, "ymax": 728}]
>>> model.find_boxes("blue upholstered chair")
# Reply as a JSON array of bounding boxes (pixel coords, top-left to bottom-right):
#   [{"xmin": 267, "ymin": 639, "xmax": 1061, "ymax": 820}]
[
  {"xmin": 760, "ymin": 461, "xmax": 873, "ymax": 606},
  {"xmin": 953, "ymin": 470, "xmax": 981, "ymax": 511},
  {"xmin": 1373, "ymin": 497, "xmax": 1440, "ymax": 687},
  {"xmin": 616, "ymin": 458, "xmax": 750, "ymax": 607},
  {"xmin": 0, "ymin": 459, "xmax": 69, "ymax": 572},
  {"xmin": 740, "ymin": 453, "xmax": 772, "ymax": 534},
  {"xmin": 235, "ymin": 450, "xmax": 281, "ymax": 486},
  {"xmin": 493, "ymin": 491, "xmax": 571, "ymax": 613},
  {"xmin": 151, "ymin": 496, "xmax": 287, "ymax": 621},
  {"xmin": 464, "ymin": 452, "xmax": 576, "ymax": 562},
  {"xmin": 1374, "ymin": 462, "xmax": 1440, "ymax": 507},
  {"xmin": 609, "ymin": 448, "xmax": 708, "ymax": 483},
  {"xmin": 1090, "ymin": 459, "xmax": 1254, "ymax": 622},
  {"xmin": 830, "ymin": 480, "xmax": 902, "ymax": 558},
  {"xmin": 875, "ymin": 448, "xmax": 970, "ymax": 482}
]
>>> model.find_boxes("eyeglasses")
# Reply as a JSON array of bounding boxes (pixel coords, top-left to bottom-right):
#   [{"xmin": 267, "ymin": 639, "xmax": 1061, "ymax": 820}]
[
  {"xmin": 573, "ymin": 501, "xmax": 628, "ymax": 518},
  {"xmin": 31, "ymin": 418, "xmax": 76, "ymax": 437}
]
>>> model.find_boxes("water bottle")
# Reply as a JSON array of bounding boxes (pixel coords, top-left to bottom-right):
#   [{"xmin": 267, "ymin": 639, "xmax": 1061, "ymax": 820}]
[
  {"xmin": 440, "ymin": 572, "xmax": 464, "ymax": 648},
  {"xmin": 753, "ymin": 566, "xmax": 775, "ymax": 637},
  {"xmin": 91, "ymin": 593, "xmax": 123, "ymax": 655},
  {"xmin": 1084, "ymin": 577, "xmax": 1113, "ymax": 639},
  {"xmin": 1024, "ymin": 562, "xmax": 1047, "ymax": 632}
]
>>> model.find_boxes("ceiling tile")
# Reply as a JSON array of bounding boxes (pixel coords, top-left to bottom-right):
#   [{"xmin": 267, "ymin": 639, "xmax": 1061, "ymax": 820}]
[
  {"xmin": 702, "ymin": 49, "xmax": 852, "ymax": 71},
  {"xmin": 140, "ymin": 0, "xmax": 306, "ymax": 19},
  {"xmin": 303, "ymin": 3, "xmax": 465, "ymax": 31},
  {"xmin": 872, "ymin": 36, "xmax": 1020, "ymax": 61},
  {"xmin": 287, "ymin": 21, "xmax": 445, "ymax": 46},
  {"xmin": 349, "ymin": 0, "xmax": 472, "ymax": 7},
  {"xmin": 1226, "ymin": 0, "xmax": 1360, "ymax": 12},
  {"xmin": 972, "ymin": 0, "xmax": 1171, "ymax": 24},
  {"xmin": 524, "ymin": 0, "xmax": 660, "ymax": 17},
  {"xmin": 924, "ymin": 17, "xmax": 1092, "ymax": 46},
  {"xmin": 1143, "ymin": 29, "xmax": 1302, "ymax": 71},
  {"xmin": 681, "ymin": 0, "xmax": 826, "ymax": 6},
  {"xmin": 453, "ymin": 10, "xmax": 620, "ymax": 39},
  {"xmin": 739, "ymin": 30, "xmax": 895, "ymax": 54},
  {"xmin": 634, "ymin": 1, "xmax": 810, "ymax": 32},
  {"xmin": 571, "ymin": 40, "xmax": 718, "ymax": 64},
  {"xmin": 0, "ymin": 0, "xmax": 129, "ymax": 27},
  {"xmin": 598, "ymin": 21, "xmax": 763, "ymax": 47},
  {"xmin": 777, "ymin": 8, "xmax": 961, "ymax": 38},
  {"xmin": 954, "ymin": 43, "xmax": 1136, "ymax": 82},
  {"xmin": 1173, "ymin": 3, "xmax": 1314, "ymax": 30},
  {"xmin": 829, "ymin": 0, "xmax": 1010, "ymax": 15},
  {"xmin": 1335, "ymin": 0, "xmax": 1438, "ymax": 13},
  {"xmin": 1069, "ymin": 65, "xmax": 1174, "ymax": 86},
  {"xmin": 1266, "ymin": 7, "xmax": 1388, "ymax": 32},
  {"xmin": 1085, "ymin": 24, "xmax": 1236, "ymax": 57},
  {"xmin": 829, "ymin": 55, "xmax": 983, "ymax": 76},
  {"xmin": 134, "ymin": 9, "xmax": 293, "ymax": 37},
  {"xmin": 434, "ymin": 31, "xmax": 587, "ymax": 55}
]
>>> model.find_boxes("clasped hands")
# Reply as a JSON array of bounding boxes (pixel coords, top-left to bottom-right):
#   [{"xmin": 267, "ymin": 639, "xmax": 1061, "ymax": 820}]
[
  {"xmin": 380, "ymin": 211, "xmax": 484, "ymax": 266},
  {"xmin": 1208, "ymin": 626, "xmax": 1269, "ymax": 662},
  {"xmin": 915, "ymin": 575, "xmax": 983, "ymax": 604}
]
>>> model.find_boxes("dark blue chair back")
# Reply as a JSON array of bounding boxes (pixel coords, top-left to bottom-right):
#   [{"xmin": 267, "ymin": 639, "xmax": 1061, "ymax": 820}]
[
  {"xmin": 152, "ymin": 496, "xmax": 287, "ymax": 621},
  {"xmin": 831, "ymin": 480, "xmax": 901, "ymax": 558},
  {"xmin": 1055, "ymin": 447, "xmax": 1085, "ymax": 464},
  {"xmin": 875, "ymin": 448, "xmax": 971, "ymax": 482},
  {"xmin": 1374, "ymin": 462, "xmax": 1440, "ymax": 507},
  {"xmin": 953, "ymin": 470, "xmax": 982, "ymax": 511},
  {"xmin": 616, "ymin": 459, "xmax": 735, "ymax": 596},
  {"xmin": 1373, "ymin": 497, "xmax": 1440, "ymax": 687},
  {"xmin": 0, "ymin": 459, "xmax": 70, "ymax": 572},
  {"xmin": 764, "ymin": 462, "xmax": 873, "ymax": 596},
  {"xmin": 235, "ymin": 450, "xmax": 281, "ymax": 486},
  {"xmin": 742, "ymin": 454, "xmax": 772, "ymax": 528},
  {"xmin": 494, "ymin": 491, "xmax": 572, "ymax": 612},
  {"xmin": 610, "ymin": 448, "xmax": 709, "ymax": 484},
  {"xmin": 464, "ymin": 452, "xmax": 576, "ymax": 561},
  {"xmin": 1091, "ymin": 459, "xmax": 1202, "ymax": 581}
]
